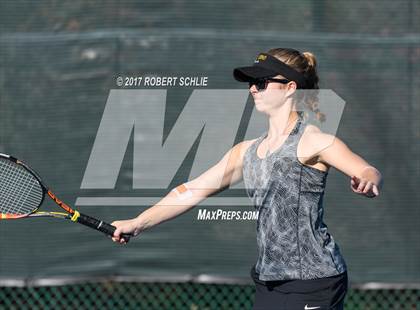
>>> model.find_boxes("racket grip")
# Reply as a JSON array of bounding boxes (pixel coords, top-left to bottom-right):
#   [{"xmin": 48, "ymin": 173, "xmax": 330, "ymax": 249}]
[{"xmin": 77, "ymin": 213, "xmax": 131, "ymax": 242}]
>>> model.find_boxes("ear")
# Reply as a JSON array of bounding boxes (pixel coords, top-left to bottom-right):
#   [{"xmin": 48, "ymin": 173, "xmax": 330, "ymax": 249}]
[{"xmin": 285, "ymin": 81, "xmax": 297, "ymax": 97}]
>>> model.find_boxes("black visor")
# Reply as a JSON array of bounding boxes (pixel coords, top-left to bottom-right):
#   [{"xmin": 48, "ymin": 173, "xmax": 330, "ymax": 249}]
[{"xmin": 233, "ymin": 53, "xmax": 308, "ymax": 89}]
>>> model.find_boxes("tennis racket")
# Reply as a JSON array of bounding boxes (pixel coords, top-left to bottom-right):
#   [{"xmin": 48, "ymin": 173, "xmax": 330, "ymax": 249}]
[{"xmin": 0, "ymin": 153, "xmax": 131, "ymax": 241}]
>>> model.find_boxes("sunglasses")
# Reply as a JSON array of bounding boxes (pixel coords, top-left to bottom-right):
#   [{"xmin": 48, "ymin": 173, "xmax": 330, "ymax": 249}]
[{"xmin": 248, "ymin": 78, "xmax": 290, "ymax": 91}]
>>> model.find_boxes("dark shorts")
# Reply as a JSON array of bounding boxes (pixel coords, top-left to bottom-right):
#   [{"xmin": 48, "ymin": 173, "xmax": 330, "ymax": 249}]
[{"xmin": 251, "ymin": 265, "xmax": 348, "ymax": 310}]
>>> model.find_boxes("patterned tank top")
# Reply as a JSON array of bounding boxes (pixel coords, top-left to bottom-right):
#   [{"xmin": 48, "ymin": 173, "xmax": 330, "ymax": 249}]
[{"xmin": 242, "ymin": 112, "xmax": 347, "ymax": 281}]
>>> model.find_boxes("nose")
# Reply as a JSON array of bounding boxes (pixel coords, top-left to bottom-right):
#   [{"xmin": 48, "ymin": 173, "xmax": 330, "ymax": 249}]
[{"xmin": 249, "ymin": 84, "xmax": 258, "ymax": 94}]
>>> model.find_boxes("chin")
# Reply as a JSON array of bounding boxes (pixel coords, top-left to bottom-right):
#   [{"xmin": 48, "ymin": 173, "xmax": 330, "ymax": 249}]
[
  {"xmin": 253, "ymin": 97, "xmax": 263, "ymax": 105},
  {"xmin": 254, "ymin": 101, "xmax": 267, "ymax": 113},
  {"xmin": 253, "ymin": 99, "xmax": 262, "ymax": 107}
]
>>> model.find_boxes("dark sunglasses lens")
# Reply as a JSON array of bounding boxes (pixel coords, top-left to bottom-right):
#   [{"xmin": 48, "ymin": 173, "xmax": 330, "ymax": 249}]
[
  {"xmin": 249, "ymin": 80, "xmax": 267, "ymax": 90},
  {"xmin": 257, "ymin": 80, "xmax": 267, "ymax": 90}
]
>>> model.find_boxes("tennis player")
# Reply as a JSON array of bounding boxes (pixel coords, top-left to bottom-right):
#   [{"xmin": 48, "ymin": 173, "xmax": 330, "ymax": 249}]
[{"xmin": 112, "ymin": 48, "xmax": 383, "ymax": 310}]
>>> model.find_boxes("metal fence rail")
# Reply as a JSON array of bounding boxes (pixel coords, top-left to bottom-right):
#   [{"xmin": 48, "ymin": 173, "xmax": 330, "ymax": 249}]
[{"xmin": 0, "ymin": 280, "xmax": 419, "ymax": 310}]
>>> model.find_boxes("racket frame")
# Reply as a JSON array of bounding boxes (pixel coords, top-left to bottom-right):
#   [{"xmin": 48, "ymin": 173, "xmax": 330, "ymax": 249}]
[{"xmin": 0, "ymin": 153, "xmax": 130, "ymax": 241}]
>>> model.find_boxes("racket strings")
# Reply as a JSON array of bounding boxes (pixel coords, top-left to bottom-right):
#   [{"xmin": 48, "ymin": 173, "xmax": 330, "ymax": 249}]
[
  {"xmin": 5, "ymin": 165, "xmax": 42, "ymax": 214},
  {"xmin": 0, "ymin": 162, "xmax": 33, "ymax": 213},
  {"xmin": 0, "ymin": 165, "xmax": 35, "ymax": 212},
  {"xmin": 0, "ymin": 159, "xmax": 43, "ymax": 215},
  {"xmin": 0, "ymin": 163, "xmax": 42, "ymax": 214},
  {"xmin": 0, "ymin": 163, "xmax": 27, "ymax": 211}
]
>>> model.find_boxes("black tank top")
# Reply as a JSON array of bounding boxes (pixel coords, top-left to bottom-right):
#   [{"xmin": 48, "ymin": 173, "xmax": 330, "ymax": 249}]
[{"xmin": 242, "ymin": 111, "xmax": 347, "ymax": 281}]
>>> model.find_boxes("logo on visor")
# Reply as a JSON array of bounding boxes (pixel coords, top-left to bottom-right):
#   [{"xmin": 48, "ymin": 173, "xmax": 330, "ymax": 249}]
[{"xmin": 254, "ymin": 54, "xmax": 267, "ymax": 63}]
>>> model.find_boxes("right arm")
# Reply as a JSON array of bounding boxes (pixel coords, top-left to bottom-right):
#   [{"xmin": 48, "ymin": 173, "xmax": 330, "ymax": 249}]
[{"xmin": 111, "ymin": 140, "xmax": 254, "ymax": 243}]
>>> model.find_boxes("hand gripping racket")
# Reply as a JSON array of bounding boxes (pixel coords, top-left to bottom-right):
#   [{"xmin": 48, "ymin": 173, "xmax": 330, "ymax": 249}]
[{"xmin": 0, "ymin": 153, "xmax": 130, "ymax": 241}]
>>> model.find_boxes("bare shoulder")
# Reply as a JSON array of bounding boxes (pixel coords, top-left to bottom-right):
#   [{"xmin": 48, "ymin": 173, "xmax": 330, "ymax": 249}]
[
  {"xmin": 240, "ymin": 138, "xmax": 259, "ymax": 148},
  {"xmin": 300, "ymin": 124, "xmax": 337, "ymax": 156},
  {"xmin": 235, "ymin": 138, "xmax": 258, "ymax": 157},
  {"xmin": 218, "ymin": 138, "xmax": 258, "ymax": 174}
]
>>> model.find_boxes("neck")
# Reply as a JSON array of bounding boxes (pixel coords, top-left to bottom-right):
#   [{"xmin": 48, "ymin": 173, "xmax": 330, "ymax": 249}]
[{"xmin": 266, "ymin": 108, "xmax": 299, "ymax": 141}]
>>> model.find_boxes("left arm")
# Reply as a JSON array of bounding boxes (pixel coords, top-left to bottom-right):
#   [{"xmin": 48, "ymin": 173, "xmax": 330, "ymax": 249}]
[{"xmin": 314, "ymin": 133, "xmax": 383, "ymax": 198}]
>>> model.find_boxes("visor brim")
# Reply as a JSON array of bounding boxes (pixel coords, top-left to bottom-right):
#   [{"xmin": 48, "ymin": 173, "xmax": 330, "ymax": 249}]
[{"xmin": 233, "ymin": 66, "xmax": 279, "ymax": 82}]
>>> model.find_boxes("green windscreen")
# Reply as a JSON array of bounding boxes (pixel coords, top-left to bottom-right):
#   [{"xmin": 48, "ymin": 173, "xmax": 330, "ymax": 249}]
[{"xmin": 0, "ymin": 1, "xmax": 419, "ymax": 284}]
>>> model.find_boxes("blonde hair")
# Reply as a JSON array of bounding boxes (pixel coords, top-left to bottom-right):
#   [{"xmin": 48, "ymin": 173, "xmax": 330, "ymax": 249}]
[{"xmin": 267, "ymin": 48, "xmax": 325, "ymax": 122}]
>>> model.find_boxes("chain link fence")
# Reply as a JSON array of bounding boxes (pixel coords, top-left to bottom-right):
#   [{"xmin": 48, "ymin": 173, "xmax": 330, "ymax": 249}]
[{"xmin": 0, "ymin": 281, "xmax": 419, "ymax": 310}]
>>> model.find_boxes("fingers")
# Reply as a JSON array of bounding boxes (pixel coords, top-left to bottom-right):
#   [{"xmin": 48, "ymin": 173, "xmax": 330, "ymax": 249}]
[
  {"xmin": 362, "ymin": 181, "xmax": 372, "ymax": 193},
  {"xmin": 111, "ymin": 229, "xmax": 121, "ymax": 243},
  {"xmin": 357, "ymin": 178, "xmax": 367, "ymax": 192},
  {"xmin": 111, "ymin": 220, "xmax": 136, "ymax": 244},
  {"xmin": 111, "ymin": 222, "xmax": 128, "ymax": 244},
  {"xmin": 350, "ymin": 176, "xmax": 360, "ymax": 193},
  {"xmin": 372, "ymin": 185, "xmax": 379, "ymax": 196},
  {"xmin": 350, "ymin": 176, "xmax": 380, "ymax": 198},
  {"xmin": 118, "ymin": 237, "xmax": 128, "ymax": 245},
  {"xmin": 113, "ymin": 232, "xmax": 128, "ymax": 244},
  {"xmin": 363, "ymin": 181, "xmax": 376, "ymax": 198},
  {"xmin": 111, "ymin": 221, "xmax": 120, "ymax": 242}
]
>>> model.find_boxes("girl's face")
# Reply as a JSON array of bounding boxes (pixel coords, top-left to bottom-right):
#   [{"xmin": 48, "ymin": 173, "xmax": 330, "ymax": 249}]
[{"xmin": 249, "ymin": 75, "xmax": 296, "ymax": 114}]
